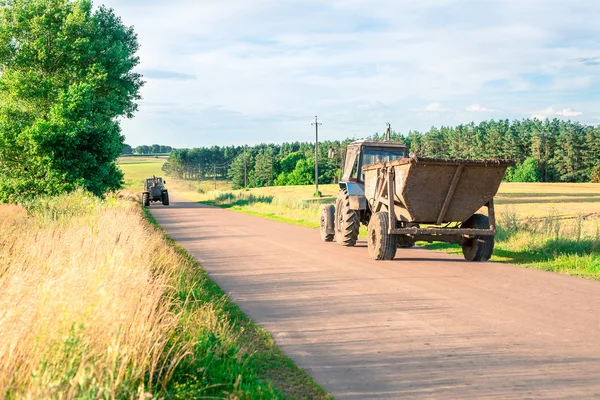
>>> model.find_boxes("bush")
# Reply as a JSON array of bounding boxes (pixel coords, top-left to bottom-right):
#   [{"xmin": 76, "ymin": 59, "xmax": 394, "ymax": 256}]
[
  {"xmin": 511, "ymin": 158, "xmax": 540, "ymax": 182},
  {"xmin": 591, "ymin": 166, "xmax": 600, "ymax": 183}
]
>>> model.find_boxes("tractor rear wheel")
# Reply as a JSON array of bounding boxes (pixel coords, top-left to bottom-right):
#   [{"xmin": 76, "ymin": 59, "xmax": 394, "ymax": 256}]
[
  {"xmin": 461, "ymin": 214, "xmax": 494, "ymax": 261},
  {"xmin": 335, "ymin": 189, "xmax": 360, "ymax": 246},
  {"xmin": 162, "ymin": 191, "xmax": 170, "ymax": 206},
  {"xmin": 142, "ymin": 192, "xmax": 150, "ymax": 207},
  {"xmin": 368, "ymin": 212, "xmax": 397, "ymax": 260},
  {"xmin": 320, "ymin": 204, "xmax": 335, "ymax": 242}
]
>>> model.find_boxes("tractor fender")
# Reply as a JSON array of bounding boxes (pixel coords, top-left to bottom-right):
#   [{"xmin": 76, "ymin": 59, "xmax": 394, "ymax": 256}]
[{"xmin": 344, "ymin": 181, "xmax": 367, "ymax": 210}]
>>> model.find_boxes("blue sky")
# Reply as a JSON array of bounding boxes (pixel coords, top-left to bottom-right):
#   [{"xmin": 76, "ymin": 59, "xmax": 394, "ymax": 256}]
[{"xmin": 100, "ymin": 0, "xmax": 600, "ymax": 147}]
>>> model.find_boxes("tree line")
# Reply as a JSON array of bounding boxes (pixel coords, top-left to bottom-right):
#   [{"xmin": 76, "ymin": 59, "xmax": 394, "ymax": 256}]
[
  {"xmin": 121, "ymin": 144, "xmax": 173, "ymax": 155},
  {"xmin": 162, "ymin": 118, "xmax": 600, "ymax": 188}
]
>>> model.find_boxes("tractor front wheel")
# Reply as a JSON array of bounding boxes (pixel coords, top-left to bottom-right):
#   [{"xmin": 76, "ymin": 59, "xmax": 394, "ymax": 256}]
[
  {"xmin": 320, "ymin": 204, "xmax": 335, "ymax": 242},
  {"xmin": 162, "ymin": 191, "xmax": 170, "ymax": 206},
  {"xmin": 461, "ymin": 214, "xmax": 494, "ymax": 261},
  {"xmin": 367, "ymin": 211, "xmax": 397, "ymax": 260},
  {"xmin": 335, "ymin": 189, "xmax": 360, "ymax": 246},
  {"xmin": 142, "ymin": 192, "xmax": 150, "ymax": 207}
]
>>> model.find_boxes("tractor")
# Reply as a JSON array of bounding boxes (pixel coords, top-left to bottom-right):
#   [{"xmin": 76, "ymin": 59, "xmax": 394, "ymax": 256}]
[
  {"xmin": 320, "ymin": 135, "xmax": 513, "ymax": 261},
  {"xmin": 142, "ymin": 176, "xmax": 169, "ymax": 207},
  {"xmin": 320, "ymin": 139, "xmax": 410, "ymax": 246}
]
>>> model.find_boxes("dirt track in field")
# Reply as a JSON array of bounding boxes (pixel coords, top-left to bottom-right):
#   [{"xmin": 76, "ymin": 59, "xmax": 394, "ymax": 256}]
[{"xmin": 150, "ymin": 197, "xmax": 600, "ymax": 399}]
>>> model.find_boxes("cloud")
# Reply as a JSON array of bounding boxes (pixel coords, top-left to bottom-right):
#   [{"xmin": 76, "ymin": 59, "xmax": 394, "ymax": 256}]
[
  {"xmin": 577, "ymin": 57, "xmax": 600, "ymax": 66},
  {"xmin": 555, "ymin": 108, "xmax": 583, "ymax": 117},
  {"xmin": 142, "ymin": 69, "xmax": 196, "ymax": 81},
  {"xmin": 530, "ymin": 106, "xmax": 583, "ymax": 119},
  {"xmin": 550, "ymin": 76, "xmax": 592, "ymax": 90},
  {"xmin": 425, "ymin": 103, "xmax": 447, "ymax": 112},
  {"xmin": 98, "ymin": 0, "xmax": 600, "ymax": 146},
  {"xmin": 466, "ymin": 104, "xmax": 493, "ymax": 112}
]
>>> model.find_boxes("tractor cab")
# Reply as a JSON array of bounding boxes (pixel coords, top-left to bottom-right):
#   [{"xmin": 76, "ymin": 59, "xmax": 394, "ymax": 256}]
[
  {"xmin": 341, "ymin": 140, "xmax": 408, "ymax": 185},
  {"xmin": 145, "ymin": 176, "xmax": 164, "ymax": 190}
]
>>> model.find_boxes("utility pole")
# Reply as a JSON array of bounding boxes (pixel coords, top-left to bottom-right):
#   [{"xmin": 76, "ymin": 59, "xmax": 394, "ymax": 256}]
[
  {"xmin": 243, "ymin": 145, "xmax": 247, "ymax": 189},
  {"xmin": 213, "ymin": 164, "xmax": 216, "ymax": 191},
  {"xmin": 312, "ymin": 115, "xmax": 322, "ymax": 195},
  {"xmin": 385, "ymin": 122, "xmax": 391, "ymax": 141}
]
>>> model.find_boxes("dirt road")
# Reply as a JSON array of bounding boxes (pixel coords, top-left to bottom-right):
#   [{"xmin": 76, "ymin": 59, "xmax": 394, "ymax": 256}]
[{"xmin": 150, "ymin": 197, "xmax": 600, "ymax": 399}]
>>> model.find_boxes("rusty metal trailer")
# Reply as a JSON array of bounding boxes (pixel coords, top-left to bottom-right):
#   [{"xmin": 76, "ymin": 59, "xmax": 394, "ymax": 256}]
[{"xmin": 361, "ymin": 155, "xmax": 514, "ymax": 260}]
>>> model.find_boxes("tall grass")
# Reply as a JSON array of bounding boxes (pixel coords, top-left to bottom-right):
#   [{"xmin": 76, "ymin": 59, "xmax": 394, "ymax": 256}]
[
  {"xmin": 0, "ymin": 190, "xmax": 305, "ymax": 398},
  {"xmin": 0, "ymin": 190, "xmax": 184, "ymax": 397},
  {"xmin": 492, "ymin": 209, "xmax": 600, "ymax": 278},
  {"xmin": 202, "ymin": 191, "xmax": 331, "ymax": 228}
]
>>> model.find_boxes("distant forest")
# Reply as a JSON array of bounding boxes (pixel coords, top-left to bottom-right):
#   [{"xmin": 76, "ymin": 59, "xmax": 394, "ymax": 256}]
[
  {"xmin": 161, "ymin": 119, "xmax": 600, "ymax": 188},
  {"xmin": 122, "ymin": 143, "xmax": 173, "ymax": 155}
]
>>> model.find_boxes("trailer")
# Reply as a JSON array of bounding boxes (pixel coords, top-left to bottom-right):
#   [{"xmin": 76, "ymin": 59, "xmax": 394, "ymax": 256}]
[
  {"xmin": 320, "ymin": 138, "xmax": 514, "ymax": 261},
  {"xmin": 361, "ymin": 155, "xmax": 514, "ymax": 260}
]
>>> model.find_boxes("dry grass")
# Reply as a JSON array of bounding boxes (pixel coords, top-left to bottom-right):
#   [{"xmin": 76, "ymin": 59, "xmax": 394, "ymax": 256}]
[
  {"xmin": 0, "ymin": 191, "xmax": 190, "ymax": 397},
  {"xmin": 0, "ymin": 190, "xmax": 329, "ymax": 399}
]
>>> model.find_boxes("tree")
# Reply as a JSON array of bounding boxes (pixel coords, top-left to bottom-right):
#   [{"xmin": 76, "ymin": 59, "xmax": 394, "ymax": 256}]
[
  {"xmin": 251, "ymin": 148, "xmax": 274, "ymax": 187},
  {"xmin": 0, "ymin": 0, "xmax": 143, "ymax": 202},
  {"xmin": 280, "ymin": 152, "xmax": 304, "ymax": 174},
  {"xmin": 511, "ymin": 158, "xmax": 540, "ymax": 182},
  {"xmin": 135, "ymin": 145, "xmax": 150, "ymax": 154},
  {"xmin": 228, "ymin": 152, "xmax": 253, "ymax": 189},
  {"xmin": 151, "ymin": 144, "xmax": 161, "ymax": 154},
  {"xmin": 121, "ymin": 143, "xmax": 133, "ymax": 154},
  {"xmin": 285, "ymin": 158, "xmax": 314, "ymax": 186}
]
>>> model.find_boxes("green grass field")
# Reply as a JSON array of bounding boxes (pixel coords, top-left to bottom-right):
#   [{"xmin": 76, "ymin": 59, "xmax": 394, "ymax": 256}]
[
  {"xmin": 118, "ymin": 156, "xmax": 169, "ymax": 190},
  {"xmin": 118, "ymin": 159, "xmax": 600, "ymax": 280}
]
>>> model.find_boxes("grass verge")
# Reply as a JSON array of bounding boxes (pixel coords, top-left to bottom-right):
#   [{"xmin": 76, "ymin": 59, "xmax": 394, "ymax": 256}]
[{"xmin": 0, "ymin": 190, "xmax": 329, "ymax": 399}]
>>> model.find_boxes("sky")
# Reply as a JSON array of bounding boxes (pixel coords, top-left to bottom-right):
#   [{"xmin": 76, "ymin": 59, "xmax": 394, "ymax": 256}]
[{"xmin": 99, "ymin": 0, "xmax": 600, "ymax": 147}]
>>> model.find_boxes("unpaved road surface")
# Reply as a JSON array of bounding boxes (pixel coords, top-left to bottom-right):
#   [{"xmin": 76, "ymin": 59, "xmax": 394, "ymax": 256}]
[{"xmin": 150, "ymin": 197, "xmax": 600, "ymax": 399}]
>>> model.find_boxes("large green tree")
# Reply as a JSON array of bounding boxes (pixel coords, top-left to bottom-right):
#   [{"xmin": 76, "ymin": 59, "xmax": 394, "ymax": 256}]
[{"xmin": 0, "ymin": 0, "xmax": 143, "ymax": 201}]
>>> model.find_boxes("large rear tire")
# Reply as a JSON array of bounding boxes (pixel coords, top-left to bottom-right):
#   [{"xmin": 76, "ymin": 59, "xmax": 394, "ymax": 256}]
[
  {"xmin": 162, "ymin": 191, "xmax": 170, "ymax": 206},
  {"xmin": 368, "ymin": 211, "xmax": 397, "ymax": 260},
  {"xmin": 461, "ymin": 214, "xmax": 494, "ymax": 261},
  {"xmin": 142, "ymin": 192, "xmax": 150, "ymax": 207},
  {"xmin": 320, "ymin": 204, "xmax": 335, "ymax": 242},
  {"xmin": 335, "ymin": 189, "xmax": 360, "ymax": 246}
]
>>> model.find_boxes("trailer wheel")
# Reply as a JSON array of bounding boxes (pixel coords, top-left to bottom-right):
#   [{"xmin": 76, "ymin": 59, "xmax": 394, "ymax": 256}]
[
  {"xmin": 368, "ymin": 212, "xmax": 397, "ymax": 260},
  {"xmin": 142, "ymin": 192, "xmax": 150, "ymax": 207},
  {"xmin": 461, "ymin": 214, "xmax": 494, "ymax": 261},
  {"xmin": 320, "ymin": 204, "xmax": 335, "ymax": 242},
  {"xmin": 335, "ymin": 189, "xmax": 360, "ymax": 246},
  {"xmin": 162, "ymin": 191, "xmax": 170, "ymax": 206}
]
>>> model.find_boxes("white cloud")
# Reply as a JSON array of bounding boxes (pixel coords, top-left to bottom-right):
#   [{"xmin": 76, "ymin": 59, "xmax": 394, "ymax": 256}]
[
  {"xmin": 466, "ymin": 104, "xmax": 493, "ymax": 112},
  {"xmin": 98, "ymin": 0, "xmax": 600, "ymax": 146},
  {"xmin": 530, "ymin": 106, "xmax": 583, "ymax": 119},
  {"xmin": 555, "ymin": 108, "xmax": 583, "ymax": 117},
  {"xmin": 425, "ymin": 103, "xmax": 448, "ymax": 112}
]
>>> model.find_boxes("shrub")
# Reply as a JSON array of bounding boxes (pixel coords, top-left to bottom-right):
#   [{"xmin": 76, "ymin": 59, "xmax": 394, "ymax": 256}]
[{"xmin": 511, "ymin": 158, "xmax": 540, "ymax": 182}]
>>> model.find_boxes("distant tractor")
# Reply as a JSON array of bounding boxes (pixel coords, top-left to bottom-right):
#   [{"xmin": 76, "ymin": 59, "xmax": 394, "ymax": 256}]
[
  {"xmin": 142, "ymin": 176, "xmax": 169, "ymax": 207},
  {"xmin": 320, "ymin": 137, "xmax": 514, "ymax": 261}
]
